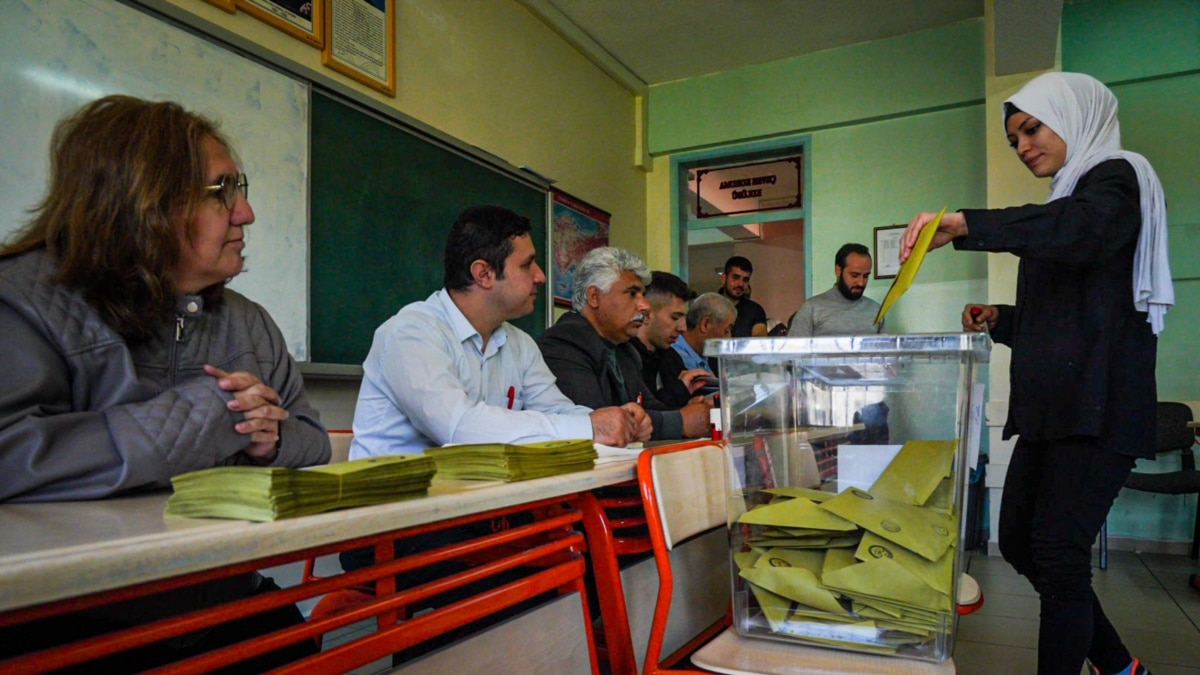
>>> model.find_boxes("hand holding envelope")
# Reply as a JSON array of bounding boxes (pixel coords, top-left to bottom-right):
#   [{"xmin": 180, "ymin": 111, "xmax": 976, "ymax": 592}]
[{"xmin": 875, "ymin": 206, "xmax": 947, "ymax": 326}]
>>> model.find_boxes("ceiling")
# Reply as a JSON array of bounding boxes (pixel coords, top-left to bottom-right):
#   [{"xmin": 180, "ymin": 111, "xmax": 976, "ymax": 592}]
[{"xmin": 517, "ymin": 0, "xmax": 1062, "ymax": 89}]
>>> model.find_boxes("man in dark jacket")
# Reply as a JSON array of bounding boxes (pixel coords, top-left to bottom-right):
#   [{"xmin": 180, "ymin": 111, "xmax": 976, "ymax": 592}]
[
  {"xmin": 537, "ymin": 248, "xmax": 711, "ymax": 441},
  {"xmin": 631, "ymin": 271, "xmax": 712, "ymax": 407}
]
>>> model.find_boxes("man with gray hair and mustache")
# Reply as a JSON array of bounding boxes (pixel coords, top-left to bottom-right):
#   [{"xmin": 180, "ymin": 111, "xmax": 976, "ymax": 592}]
[{"xmin": 537, "ymin": 247, "xmax": 712, "ymax": 440}]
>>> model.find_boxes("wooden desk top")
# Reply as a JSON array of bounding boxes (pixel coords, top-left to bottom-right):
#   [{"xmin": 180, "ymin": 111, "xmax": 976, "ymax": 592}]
[{"xmin": 0, "ymin": 459, "xmax": 639, "ymax": 614}]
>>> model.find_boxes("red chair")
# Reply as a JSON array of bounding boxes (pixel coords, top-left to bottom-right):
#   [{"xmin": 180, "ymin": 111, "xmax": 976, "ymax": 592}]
[{"xmin": 578, "ymin": 479, "xmax": 653, "ymax": 674}]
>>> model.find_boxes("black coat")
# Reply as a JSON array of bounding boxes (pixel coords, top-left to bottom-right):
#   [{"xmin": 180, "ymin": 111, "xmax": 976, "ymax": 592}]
[
  {"xmin": 956, "ymin": 159, "xmax": 1157, "ymax": 457},
  {"xmin": 536, "ymin": 312, "xmax": 683, "ymax": 440},
  {"xmin": 630, "ymin": 337, "xmax": 694, "ymax": 408}
]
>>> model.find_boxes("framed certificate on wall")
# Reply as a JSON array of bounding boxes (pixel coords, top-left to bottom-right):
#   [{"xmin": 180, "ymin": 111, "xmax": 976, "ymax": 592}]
[
  {"xmin": 322, "ymin": 0, "xmax": 396, "ymax": 96},
  {"xmin": 238, "ymin": 0, "xmax": 325, "ymax": 48},
  {"xmin": 873, "ymin": 224, "xmax": 905, "ymax": 279}
]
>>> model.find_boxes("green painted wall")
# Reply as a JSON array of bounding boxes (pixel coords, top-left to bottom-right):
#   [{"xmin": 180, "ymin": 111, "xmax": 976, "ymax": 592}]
[
  {"xmin": 648, "ymin": 20, "xmax": 986, "ymax": 154},
  {"xmin": 812, "ymin": 106, "xmax": 988, "ymax": 286},
  {"xmin": 645, "ymin": 19, "xmax": 989, "ymax": 325},
  {"xmin": 1062, "ymin": 0, "xmax": 1200, "ymax": 83},
  {"xmin": 1062, "ymin": 0, "xmax": 1200, "ymax": 544}
]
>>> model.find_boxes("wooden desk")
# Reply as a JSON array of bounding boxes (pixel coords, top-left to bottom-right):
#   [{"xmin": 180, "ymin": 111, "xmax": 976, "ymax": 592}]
[{"xmin": 0, "ymin": 459, "xmax": 639, "ymax": 673}]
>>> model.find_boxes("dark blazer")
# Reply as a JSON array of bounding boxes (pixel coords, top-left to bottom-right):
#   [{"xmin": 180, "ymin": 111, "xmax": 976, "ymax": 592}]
[
  {"xmin": 536, "ymin": 312, "xmax": 683, "ymax": 440},
  {"xmin": 629, "ymin": 337, "xmax": 695, "ymax": 408},
  {"xmin": 956, "ymin": 159, "xmax": 1156, "ymax": 457}
]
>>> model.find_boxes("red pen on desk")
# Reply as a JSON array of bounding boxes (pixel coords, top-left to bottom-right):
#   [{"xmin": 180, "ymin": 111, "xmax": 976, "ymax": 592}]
[{"xmin": 507, "ymin": 386, "xmax": 516, "ymax": 410}]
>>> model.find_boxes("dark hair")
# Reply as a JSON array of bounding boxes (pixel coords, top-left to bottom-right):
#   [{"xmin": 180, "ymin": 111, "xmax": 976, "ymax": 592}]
[
  {"xmin": 1, "ymin": 95, "xmax": 229, "ymax": 341},
  {"xmin": 1003, "ymin": 101, "xmax": 1023, "ymax": 125},
  {"xmin": 835, "ymin": 243, "xmax": 871, "ymax": 269},
  {"xmin": 723, "ymin": 255, "xmax": 753, "ymax": 276},
  {"xmin": 442, "ymin": 205, "xmax": 532, "ymax": 291},
  {"xmin": 645, "ymin": 270, "xmax": 696, "ymax": 306}
]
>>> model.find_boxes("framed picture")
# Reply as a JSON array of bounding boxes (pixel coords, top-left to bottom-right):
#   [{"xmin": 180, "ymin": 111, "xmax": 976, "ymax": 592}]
[
  {"xmin": 237, "ymin": 0, "xmax": 324, "ymax": 48},
  {"xmin": 550, "ymin": 189, "xmax": 611, "ymax": 308},
  {"xmin": 873, "ymin": 224, "xmax": 906, "ymax": 279},
  {"xmin": 203, "ymin": 0, "xmax": 236, "ymax": 12},
  {"xmin": 322, "ymin": 0, "xmax": 396, "ymax": 97}
]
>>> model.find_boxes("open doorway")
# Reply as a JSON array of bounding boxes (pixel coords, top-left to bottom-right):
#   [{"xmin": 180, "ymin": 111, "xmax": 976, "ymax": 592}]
[
  {"xmin": 674, "ymin": 138, "xmax": 810, "ymax": 334},
  {"xmin": 685, "ymin": 219, "xmax": 805, "ymax": 333}
]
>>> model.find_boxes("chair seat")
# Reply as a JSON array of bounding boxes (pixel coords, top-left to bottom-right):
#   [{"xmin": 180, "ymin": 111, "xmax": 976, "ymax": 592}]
[
  {"xmin": 1125, "ymin": 470, "xmax": 1200, "ymax": 494},
  {"xmin": 690, "ymin": 628, "xmax": 956, "ymax": 675}
]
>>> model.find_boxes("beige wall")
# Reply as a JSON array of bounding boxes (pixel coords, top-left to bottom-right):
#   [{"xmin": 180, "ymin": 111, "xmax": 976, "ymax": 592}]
[
  {"xmin": 167, "ymin": 0, "xmax": 646, "ymax": 254},
  {"xmin": 981, "ymin": 3, "xmax": 1061, "ymax": 406}
]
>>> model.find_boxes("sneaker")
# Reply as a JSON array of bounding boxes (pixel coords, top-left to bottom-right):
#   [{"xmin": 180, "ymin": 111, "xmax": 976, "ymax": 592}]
[{"xmin": 1088, "ymin": 659, "xmax": 1153, "ymax": 675}]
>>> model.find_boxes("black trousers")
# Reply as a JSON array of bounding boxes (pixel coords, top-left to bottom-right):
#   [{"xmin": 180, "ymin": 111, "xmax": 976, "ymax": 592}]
[{"xmin": 999, "ymin": 436, "xmax": 1137, "ymax": 675}]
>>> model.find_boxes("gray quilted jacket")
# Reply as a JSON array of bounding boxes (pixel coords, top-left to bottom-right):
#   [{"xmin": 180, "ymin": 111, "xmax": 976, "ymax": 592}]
[{"xmin": 0, "ymin": 249, "xmax": 330, "ymax": 502}]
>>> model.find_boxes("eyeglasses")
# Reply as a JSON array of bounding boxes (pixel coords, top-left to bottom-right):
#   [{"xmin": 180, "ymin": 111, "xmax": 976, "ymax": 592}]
[{"xmin": 204, "ymin": 173, "xmax": 249, "ymax": 210}]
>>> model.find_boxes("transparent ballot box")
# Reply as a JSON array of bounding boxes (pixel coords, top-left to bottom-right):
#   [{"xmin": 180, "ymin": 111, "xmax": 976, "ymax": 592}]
[{"xmin": 707, "ymin": 333, "xmax": 990, "ymax": 662}]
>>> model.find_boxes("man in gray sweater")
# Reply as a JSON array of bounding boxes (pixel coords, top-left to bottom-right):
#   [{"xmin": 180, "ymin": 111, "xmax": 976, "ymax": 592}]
[{"xmin": 788, "ymin": 243, "xmax": 885, "ymax": 336}]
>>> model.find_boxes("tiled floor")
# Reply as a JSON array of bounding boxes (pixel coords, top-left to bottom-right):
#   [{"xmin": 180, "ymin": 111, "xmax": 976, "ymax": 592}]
[
  {"xmin": 956, "ymin": 549, "xmax": 1200, "ymax": 675},
  {"xmin": 315, "ymin": 548, "xmax": 1200, "ymax": 674},
  {"xmin": 323, "ymin": 618, "xmax": 391, "ymax": 674}
]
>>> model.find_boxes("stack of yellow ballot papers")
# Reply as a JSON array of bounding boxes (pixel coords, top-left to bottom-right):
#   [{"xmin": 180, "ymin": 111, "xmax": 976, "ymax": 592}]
[
  {"xmin": 165, "ymin": 455, "xmax": 437, "ymax": 522},
  {"xmin": 734, "ymin": 439, "xmax": 959, "ymax": 655},
  {"xmin": 424, "ymin": 439, "xmax": 597, "ymax": 481}
]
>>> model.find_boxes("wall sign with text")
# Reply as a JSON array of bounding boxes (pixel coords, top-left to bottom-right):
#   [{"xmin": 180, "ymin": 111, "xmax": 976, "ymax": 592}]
[{"xmin": 694, "ymin": 156, "xmax": 802, "ymax": 218}]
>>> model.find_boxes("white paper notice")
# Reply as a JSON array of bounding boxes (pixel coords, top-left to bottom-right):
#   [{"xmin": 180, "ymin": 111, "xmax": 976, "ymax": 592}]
[
  {"xmin": 837, "ymin": 444, "xmax": 903, "ymax": 493},
  {"xmin": 967, "ymin": 382, "xmax": 986, "ymax": 470}
]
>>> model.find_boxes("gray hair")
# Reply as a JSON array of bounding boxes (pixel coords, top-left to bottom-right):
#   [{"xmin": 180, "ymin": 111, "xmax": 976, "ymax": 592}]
[
  {"xmin": 686, "ymin": 292, "xmax": 736, "ymax": 329},
  {"xmin": 572, "ymin": 246, "xmax": 651, "ymax": 312}
]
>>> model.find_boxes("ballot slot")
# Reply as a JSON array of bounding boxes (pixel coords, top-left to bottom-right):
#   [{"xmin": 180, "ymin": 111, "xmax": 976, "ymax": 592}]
[{"xmin": 708, "ymin": 333, "xmax": 990, "ymax": 663}]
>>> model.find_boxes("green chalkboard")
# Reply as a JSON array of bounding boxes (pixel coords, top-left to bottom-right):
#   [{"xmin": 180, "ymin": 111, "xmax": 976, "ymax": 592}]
[{"xmin": 310, "ymin": 91, "xmax": 547, "ymax": 365}]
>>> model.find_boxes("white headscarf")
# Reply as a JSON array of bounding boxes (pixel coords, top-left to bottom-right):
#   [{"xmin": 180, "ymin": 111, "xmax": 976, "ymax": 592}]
[{"xmin": 1006, "ymin": 72, "xmax": 1173, "ymax": 335}]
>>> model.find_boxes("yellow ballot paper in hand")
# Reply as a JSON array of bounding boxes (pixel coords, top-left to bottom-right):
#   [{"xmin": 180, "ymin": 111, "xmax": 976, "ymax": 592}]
[{"xmin": 875, "ymin": 207, "xmax": 947, "ymax": 325}]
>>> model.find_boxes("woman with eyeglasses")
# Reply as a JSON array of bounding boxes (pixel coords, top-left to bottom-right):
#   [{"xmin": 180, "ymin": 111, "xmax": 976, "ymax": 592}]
[{"xmin": 0, "ymin": 95, "xmax": 327, "ymax": 669}]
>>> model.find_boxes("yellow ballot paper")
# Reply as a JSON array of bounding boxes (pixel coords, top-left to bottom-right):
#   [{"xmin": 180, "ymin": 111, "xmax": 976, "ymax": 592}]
[
  {"xmin": 740, "ymin": 496, "xmax": 858, "ymax": 532},
  {"xmin": 747, "ymin": 581, "xmax": 795, "ymax": 632},
  {"xmin": 755, "ymin": 547, "xmax": 826, "ymax": 577},
  {"xmin": 868, "ymin": 439, "xmax": 957, "ymax": 506},
  {"xmin": 875, "ymin": 206, "xmax": 947, "ymax": 325},
  {"xmin": 855, "ymin": 531, "xmax": 954, "ymax": 598},
  {"xmin": 818, "ymin": 487, "xmax": 957, "ymax": 562},
  {"xmin": 822, "ymin": 557, "xmax": 953, "ymax": 613},
  {"xmin": 764, "ymin": 486, "xmax": 834, "ymax": 502},
  {"xmin": 740, "ymin": 567, "xmax": 849, "ymax": 615}
]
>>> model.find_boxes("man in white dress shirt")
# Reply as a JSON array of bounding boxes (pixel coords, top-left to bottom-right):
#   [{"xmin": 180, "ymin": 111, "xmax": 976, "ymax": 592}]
[{"xmin": 350, "ymin": 205, "xmax": 649, "ymax": 459}]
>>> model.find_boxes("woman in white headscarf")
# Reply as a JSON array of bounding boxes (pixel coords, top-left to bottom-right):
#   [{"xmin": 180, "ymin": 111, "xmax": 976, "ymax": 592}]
[{"xmin": 899, "ymin": 72, "xmax": 1171, "ymax": 675}]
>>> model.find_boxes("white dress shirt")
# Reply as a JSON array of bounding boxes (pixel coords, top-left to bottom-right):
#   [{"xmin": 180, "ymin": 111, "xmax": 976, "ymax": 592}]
[{"xmin": 350, "ymin": 290, "xmax": 594, "ymax": 458}]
